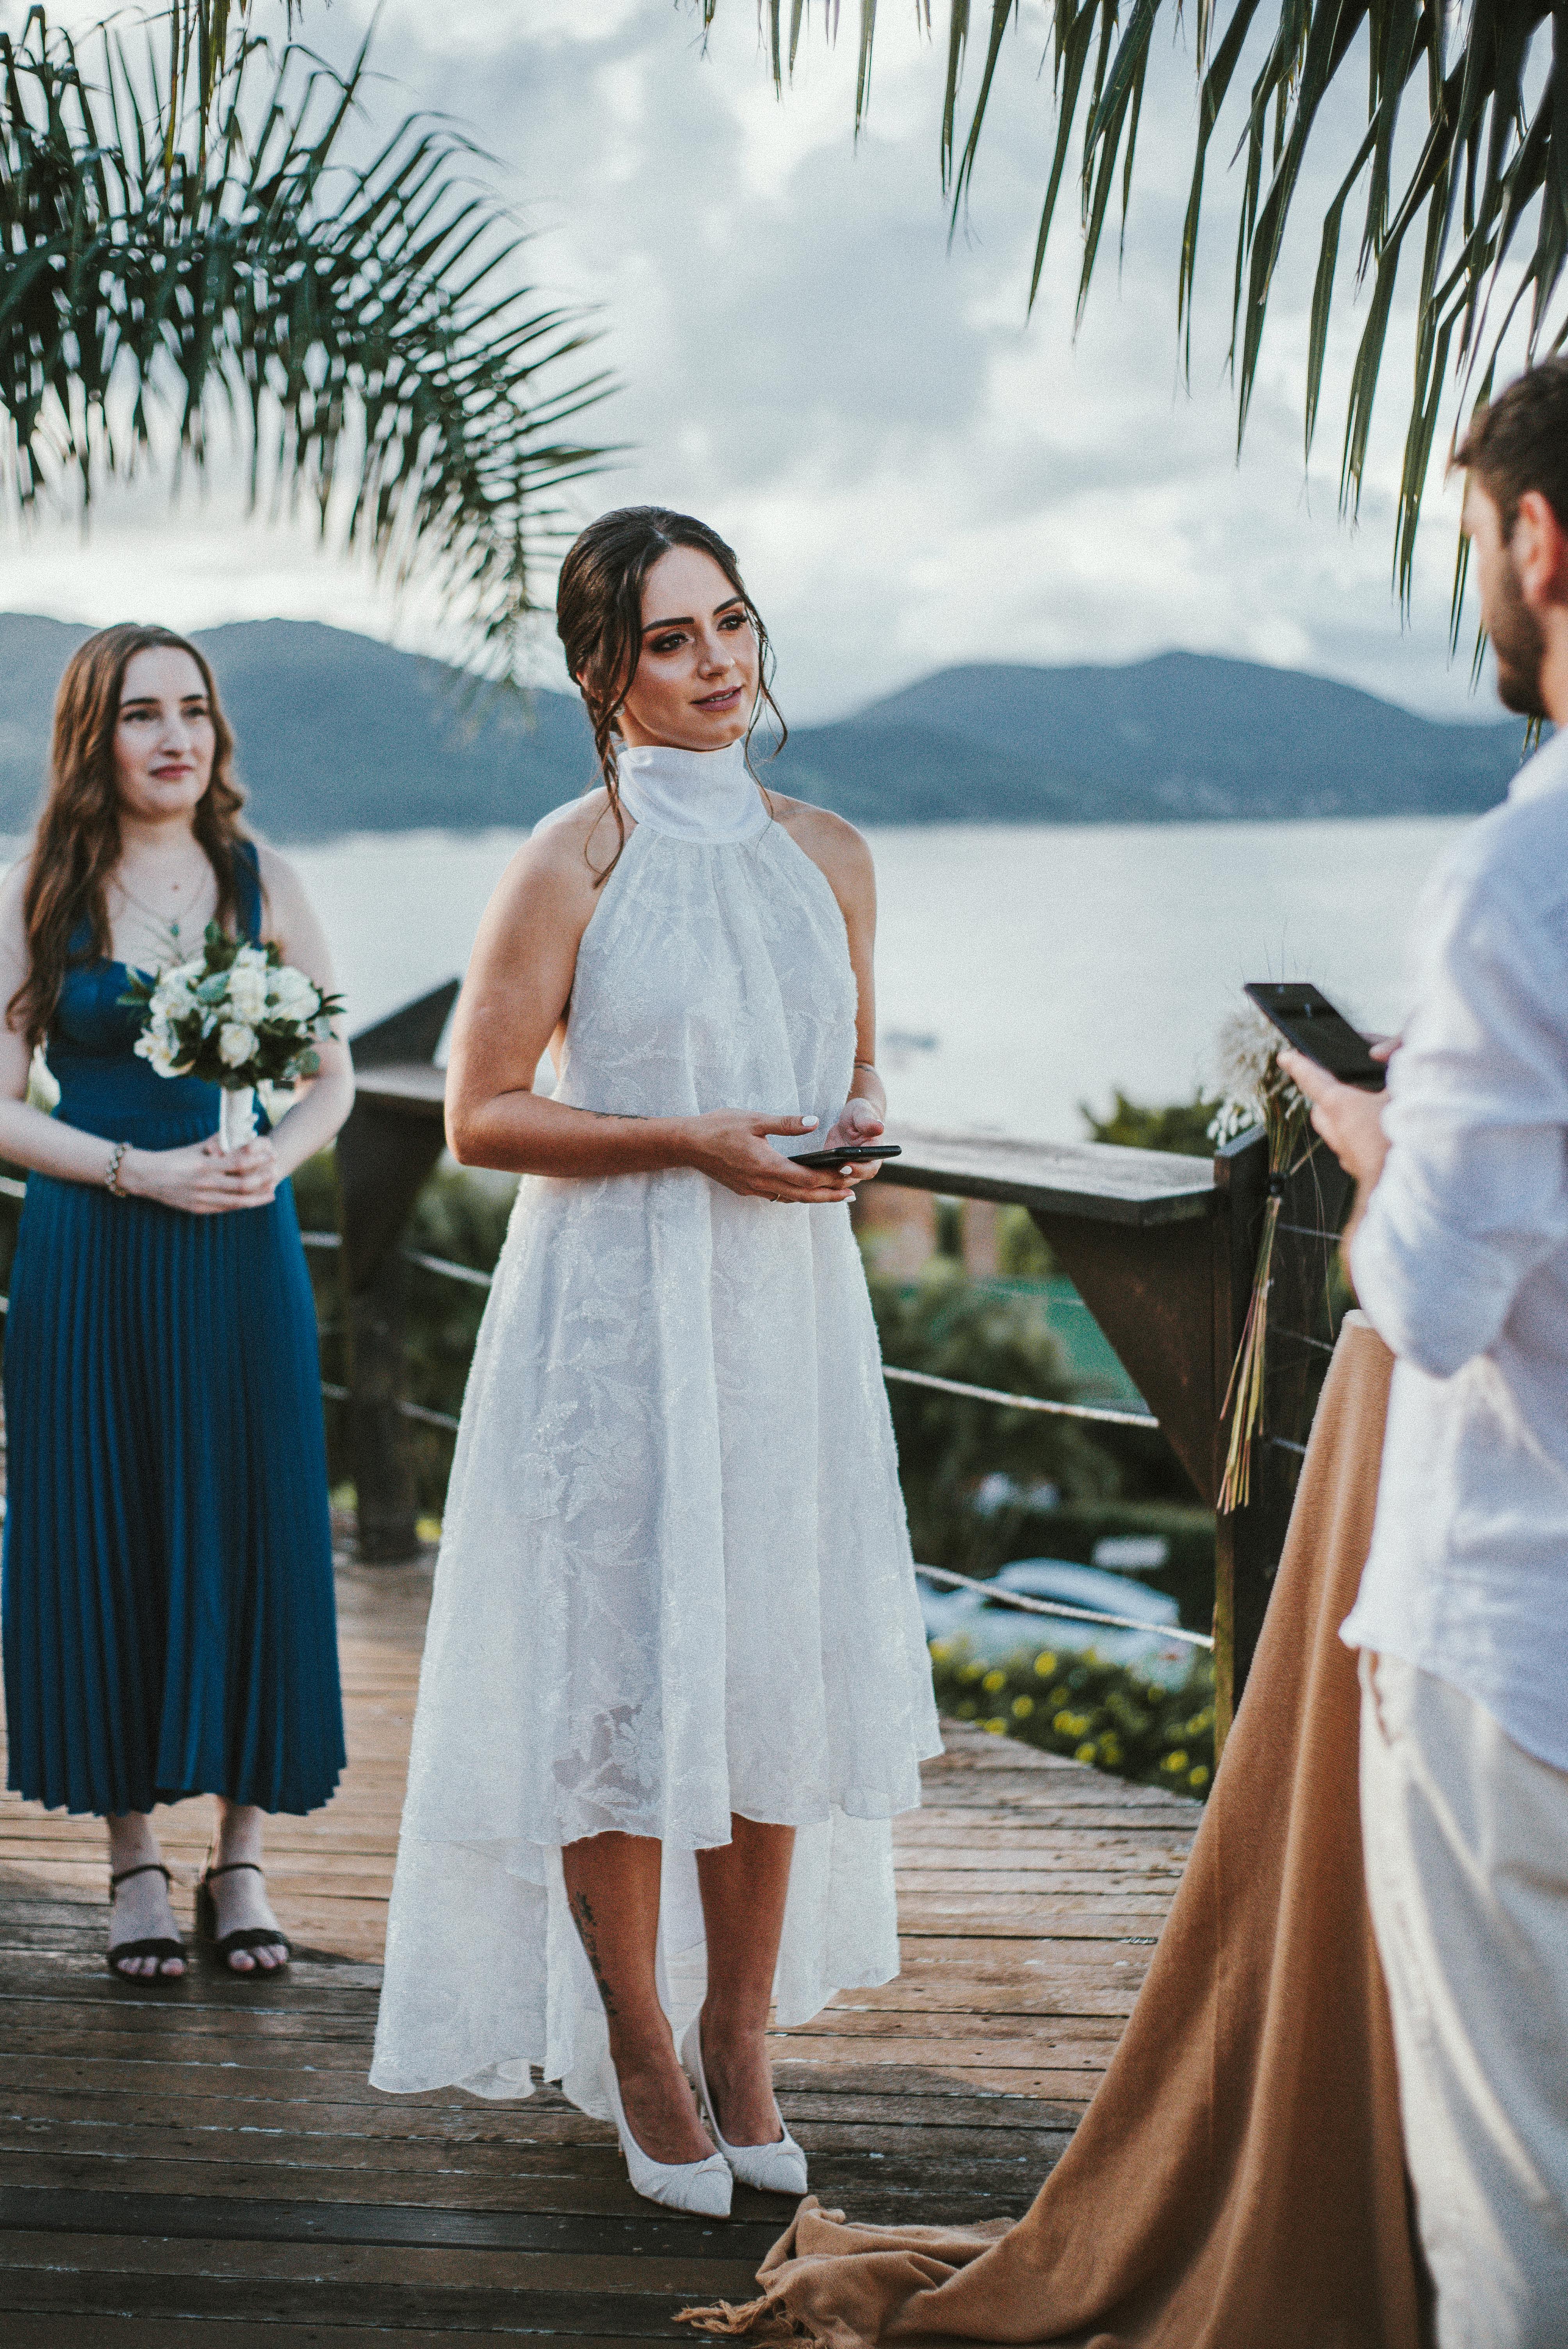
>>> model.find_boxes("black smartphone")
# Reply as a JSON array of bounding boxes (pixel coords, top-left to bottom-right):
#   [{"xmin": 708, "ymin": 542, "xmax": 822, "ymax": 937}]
[
  {"xmin": 791, "ymin": 1142, "xmax": 904, "ymax": 1170},
  {"xmin": 1244, "ymin": 982, "xmax": 1386, "ymax": 1090}
]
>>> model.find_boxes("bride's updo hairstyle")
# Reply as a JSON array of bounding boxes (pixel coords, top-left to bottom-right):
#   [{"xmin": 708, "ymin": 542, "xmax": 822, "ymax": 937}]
[{"xmin": 556, "ymin": 505, "xmax": 786, "ymax": 883}]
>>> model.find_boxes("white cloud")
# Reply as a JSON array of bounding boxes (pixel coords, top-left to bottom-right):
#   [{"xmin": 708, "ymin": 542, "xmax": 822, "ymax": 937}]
[{"xmin": 0, "ymin": 0, "xmax": 1523, "ymax": 725}]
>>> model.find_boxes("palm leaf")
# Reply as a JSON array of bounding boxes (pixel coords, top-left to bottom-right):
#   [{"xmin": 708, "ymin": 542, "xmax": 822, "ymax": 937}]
[
  {"xmin": 722, "ymin": 0, "xmax": 1568, "ymax": 594},
  {"xmin": 0, "ymin": 8, "xmax": 616, "ymax": 681}
]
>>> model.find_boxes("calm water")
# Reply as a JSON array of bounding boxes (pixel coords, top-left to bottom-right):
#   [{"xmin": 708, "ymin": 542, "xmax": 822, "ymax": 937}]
[{"xmin": 291, "ymin": 816, "xmax": 1463, "ymax": 1143}]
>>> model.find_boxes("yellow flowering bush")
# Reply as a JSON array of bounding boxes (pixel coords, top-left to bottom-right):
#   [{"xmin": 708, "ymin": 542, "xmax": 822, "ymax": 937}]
[{"xmin": 931, "ymin": 1639, "xmax": 1214, "ymax": 1799}]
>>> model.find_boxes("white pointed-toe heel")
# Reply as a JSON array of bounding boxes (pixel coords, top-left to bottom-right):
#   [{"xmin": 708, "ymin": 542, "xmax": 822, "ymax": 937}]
[
  {"xmin": 600, "ymin": 2055, "xmax": 732, "ymax": 2218},
  {"xmin": 680, "ymin": 2017, "xmax": 809, "ymax": 2197}
]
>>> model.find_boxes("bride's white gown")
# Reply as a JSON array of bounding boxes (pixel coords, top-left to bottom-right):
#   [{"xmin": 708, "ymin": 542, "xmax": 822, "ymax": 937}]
[{"xmin": 370, "ymin": 740, "xmax": 942, "ymax": 2119}]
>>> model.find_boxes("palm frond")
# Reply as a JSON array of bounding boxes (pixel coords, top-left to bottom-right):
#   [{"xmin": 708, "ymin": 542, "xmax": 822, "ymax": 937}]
[
  {"xmin": 722, "ymin": 0, "xmax": 1568, "ymax": 596},
  {"xmin": 161, "ymin": 0, "xmax": 308, "ymax": 167},
  {"xmin": 0, "ymin": 8, "xmax": 616, "ymax": 679}
]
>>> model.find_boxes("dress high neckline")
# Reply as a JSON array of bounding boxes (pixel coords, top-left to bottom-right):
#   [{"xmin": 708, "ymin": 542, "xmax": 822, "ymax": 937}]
[{"xmin": 616, "ymin": 738, "xmax": 771, "ymax": 845}]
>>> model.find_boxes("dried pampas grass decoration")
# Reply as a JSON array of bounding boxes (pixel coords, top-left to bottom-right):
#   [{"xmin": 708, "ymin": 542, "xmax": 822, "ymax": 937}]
[{"xmin": 1210, "ymin": 1006, "xmax": 1311, "ymax": 1514}]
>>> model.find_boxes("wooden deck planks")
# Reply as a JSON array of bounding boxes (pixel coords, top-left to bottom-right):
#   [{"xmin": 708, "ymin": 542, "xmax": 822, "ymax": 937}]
[{"xmin": 0, "ymin": 1556, "xmax": 1196, "ymax": 2337}]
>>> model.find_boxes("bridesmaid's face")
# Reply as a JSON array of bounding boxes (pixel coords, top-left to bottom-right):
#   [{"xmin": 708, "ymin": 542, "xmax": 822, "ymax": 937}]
[
  {"xmin": 617, "ymin": 546, "xmax": 761, "ymax": 753},
  {"xmin": 113, "ymin": 648, "xmax": 217, "ymax": 822}
]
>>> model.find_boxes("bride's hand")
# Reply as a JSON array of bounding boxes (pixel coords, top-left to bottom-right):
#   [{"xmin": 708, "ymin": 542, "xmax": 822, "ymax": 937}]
[
  {"xmin": 119, "ymin": 1135, "xmax": 279, "ymax": 1215},
  {"xmin": 682, "ymin": 1110, "xmax": 857, "ymax": 1203},
  {"xmin": 814, "ymin": 1095, "xmax": 887, "ymax": 1180}
]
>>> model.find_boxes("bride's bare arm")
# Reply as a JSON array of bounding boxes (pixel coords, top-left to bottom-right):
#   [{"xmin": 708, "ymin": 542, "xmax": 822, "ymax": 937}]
[{"xmin": 444, "ymin": 804, "xmax": 855, "ymax": 1203}]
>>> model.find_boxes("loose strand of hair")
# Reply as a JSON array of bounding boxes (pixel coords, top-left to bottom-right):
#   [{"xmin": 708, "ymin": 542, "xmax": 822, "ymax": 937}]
[{"xmin": 583, "ymin": 627, "xmax": 640, "ymax": 889}]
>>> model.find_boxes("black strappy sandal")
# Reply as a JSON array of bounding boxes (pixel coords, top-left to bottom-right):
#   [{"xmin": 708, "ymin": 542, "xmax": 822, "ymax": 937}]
[
  {"xmin": 107, "ymin": 1861, "xmax": 186, "ymax": 1980},
  {"xmin": 196, "ymin": 1859, "xmax": 291, "ymax": 1973}
]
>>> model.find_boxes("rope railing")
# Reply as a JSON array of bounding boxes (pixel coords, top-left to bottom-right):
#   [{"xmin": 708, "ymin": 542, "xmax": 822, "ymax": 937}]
[
  {"xmin": 374, "ymin": 1240, "xmax": 1163, "ymax": 1433},
  {"xmin": 883, "ymin": 1364, "xmax": 1156, "ymax": 1429},
  {"xmin": 320, "ymin": 1378, "xmax": 460, "ymax": 1435},
  {"xmin": 404, "ymin": 1246, "xmax": 493, "ymax": 1291},
  {"xmin": 0, "ymin": 1212, "xmax": 1214, "ymax": 1657},
  {"xmin": 0, "ymin": 1222, "xmax": 1165, "ymax": 1441},
  {"xmin": 914, "ymin": 1561, "xmax": 1214, "ymax": 1651}
]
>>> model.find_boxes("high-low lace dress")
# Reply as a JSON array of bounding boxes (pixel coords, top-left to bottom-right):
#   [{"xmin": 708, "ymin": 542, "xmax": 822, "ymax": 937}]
[{"xmin": 370, "ymin": 741, "xmax": 941, "ymax": 2118}]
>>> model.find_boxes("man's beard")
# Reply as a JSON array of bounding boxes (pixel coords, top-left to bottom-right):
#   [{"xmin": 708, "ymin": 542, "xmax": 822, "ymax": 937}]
[{"xmin": 1489, "ymin": 547, "xmax": 1549, "ymax": 718}]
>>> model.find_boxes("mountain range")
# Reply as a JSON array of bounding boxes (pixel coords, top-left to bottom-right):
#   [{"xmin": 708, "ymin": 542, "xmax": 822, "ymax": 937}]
[{"xmin": 0, "ymin": 611, "xmax": 1530, "ymax": 838}]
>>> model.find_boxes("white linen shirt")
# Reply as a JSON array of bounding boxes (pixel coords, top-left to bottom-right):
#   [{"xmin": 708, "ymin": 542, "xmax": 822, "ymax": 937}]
[{"xmin": 1343, "ymin": 727, "xmax": 1568, "ymax": 1770}]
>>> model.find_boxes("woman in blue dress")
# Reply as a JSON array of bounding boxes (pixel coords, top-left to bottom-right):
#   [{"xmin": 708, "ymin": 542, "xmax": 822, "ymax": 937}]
[{"xmin": 0, "ymin": 624, "xmax": 354, "ymax": 1979}]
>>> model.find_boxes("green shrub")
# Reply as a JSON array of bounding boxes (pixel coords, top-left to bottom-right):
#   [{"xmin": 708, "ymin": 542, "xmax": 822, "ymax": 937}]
[
  {"xmin": 867, "ymin": 1264, "xmax": 1121, "ymax": 1568},
  {"xmin": 399, "ymin": 1169, "xmax": 515, "ymax": 1509},
  {"xmin": 1080, "ymin": 1087, "xmax": 1221, "ymax": 1158},
  {"xmin": 931, "ymin": 1636, "xmax": 1213, "ymax": 1800},
  {"xmin": 994, "ymin": 1205, "xmax": 1056, "ymax": 1278},
  {"xmin": 291, "ymin": 1151, "xmax": 515, "ymax": 1514}
]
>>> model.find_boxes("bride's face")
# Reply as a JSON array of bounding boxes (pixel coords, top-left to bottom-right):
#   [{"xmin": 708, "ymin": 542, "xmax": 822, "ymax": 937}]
[{"xmin": 617, "ymin": 545, "xmax": 761, "ymax": 753}]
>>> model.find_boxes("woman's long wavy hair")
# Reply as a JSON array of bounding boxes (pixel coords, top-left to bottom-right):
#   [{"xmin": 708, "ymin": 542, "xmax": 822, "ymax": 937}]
[
  {"xmin": 555, "ymin": 507, "xmax": 786, "ymax": 885},
  {"xmin": 8, "ymin": 624, "xmax": 248, "ymax": 1048}
]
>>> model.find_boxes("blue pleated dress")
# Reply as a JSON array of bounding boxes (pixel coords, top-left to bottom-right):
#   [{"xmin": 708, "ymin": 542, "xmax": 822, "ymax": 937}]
[{"xmin": 0, "ymin": 843, "xmax": 345, "ymax": 1818}]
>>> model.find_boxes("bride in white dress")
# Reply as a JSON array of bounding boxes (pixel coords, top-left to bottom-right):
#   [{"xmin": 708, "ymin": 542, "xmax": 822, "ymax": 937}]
[{"xmin": 370, "ymin": 506, "xmax": 941, "ymax": 2216}]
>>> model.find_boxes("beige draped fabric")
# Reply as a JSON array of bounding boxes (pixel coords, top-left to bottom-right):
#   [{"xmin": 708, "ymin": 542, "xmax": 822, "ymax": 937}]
[{"xmin": 683, "ymin": 1310, "xmax": 1427, "ymax": 2349}]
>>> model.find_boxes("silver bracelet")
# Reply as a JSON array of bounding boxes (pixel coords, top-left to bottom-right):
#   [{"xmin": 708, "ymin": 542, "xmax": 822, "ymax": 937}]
[{"xmin": 103, "ymin": 1140, "xmax": 129, "ymax": 1197}]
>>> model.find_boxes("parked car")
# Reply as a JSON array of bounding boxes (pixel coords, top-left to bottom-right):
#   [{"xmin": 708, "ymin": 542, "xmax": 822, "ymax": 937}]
[{"xmin": 920, "ymin": 1557, "xmax": 1195, "ymax": 1688}]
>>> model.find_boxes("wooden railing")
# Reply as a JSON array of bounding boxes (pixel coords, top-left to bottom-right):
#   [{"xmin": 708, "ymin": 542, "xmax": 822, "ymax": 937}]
[{"xmin": 330, "ymin": 987, "xmax": 1352, "ymax": 1750}]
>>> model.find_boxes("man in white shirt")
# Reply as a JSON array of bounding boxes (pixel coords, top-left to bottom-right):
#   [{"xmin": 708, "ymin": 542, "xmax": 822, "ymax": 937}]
[{"xmin": 1282, "ymin": 358, "xmax": 1568, "ymax": 2349}]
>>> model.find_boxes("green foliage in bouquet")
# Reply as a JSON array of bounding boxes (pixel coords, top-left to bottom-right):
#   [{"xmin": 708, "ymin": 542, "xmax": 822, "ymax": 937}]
[
  {"xmin": 120, "ymin": 923, "xmax": 343, "ymax": 1091},
  {"xmin": 932, "ymin": 1637, "xmax": 1215, "ymax": 1802}
]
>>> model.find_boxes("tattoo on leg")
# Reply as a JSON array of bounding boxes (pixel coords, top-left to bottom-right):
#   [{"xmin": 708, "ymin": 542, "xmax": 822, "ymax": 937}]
[{"xmin": 568, "ymin": 1889, "xmax": 618, "ymax": 2018}]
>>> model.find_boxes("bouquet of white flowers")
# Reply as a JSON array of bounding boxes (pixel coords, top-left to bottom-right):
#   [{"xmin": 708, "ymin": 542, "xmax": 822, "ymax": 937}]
[{"xmin": 121, "ymin": 922, "xmax": 343, "ymax": 1150}]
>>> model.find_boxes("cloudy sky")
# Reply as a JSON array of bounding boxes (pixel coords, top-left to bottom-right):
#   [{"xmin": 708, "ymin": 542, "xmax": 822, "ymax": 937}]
[{"xmin": 0, "ymin": 0, "xmax": 1523, "ymax": 723}]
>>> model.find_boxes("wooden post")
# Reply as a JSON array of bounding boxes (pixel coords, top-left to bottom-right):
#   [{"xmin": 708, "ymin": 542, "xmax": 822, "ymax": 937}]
[
  {"xmin": 337, "ymin": 982, "xmax": 459, "ymax": 1564},
  {"xmin": 344, "ymin": 1251, "xmax": 419, "ymax": 1564},
  {"xmin": 1006, "ymin": 1126, "xmax": 1348, "ymax": 1763},
  {"xmin": 1211, "ymin": 1126, "xmax": 1353, "ymax": 1752}
]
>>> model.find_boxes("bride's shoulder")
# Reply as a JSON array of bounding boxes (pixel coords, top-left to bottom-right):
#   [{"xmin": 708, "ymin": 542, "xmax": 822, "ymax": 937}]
[
  {"xmin": 484, "ymin": 788, "xmax": 623, "ymax": 933},
  {"xmin": 529, "ymin": 786, "xmax": 626, "ymax": 866},
  {"xmin": 770, "ymin": 796, "xmax": 873, "ymax": 887}
]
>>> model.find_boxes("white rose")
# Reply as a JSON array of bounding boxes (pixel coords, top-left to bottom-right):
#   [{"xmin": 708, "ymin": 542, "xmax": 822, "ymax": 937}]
[
  {"xmin": 234, "ymin": 945, "xmax": 267, "ymax": 970},
  {"xmin": 268, "ymin": 964, "xmax": 319, "ymax": 1020},
  {"xmin": 226, "ymin": 964, "xmax": 269, "ymax": 1023},
  {"xmin": 217, "ymin": 1021, "xmax": 257, "ymax": 1069},
  {"xmin": 135, "ymin": 1028, "xmax": 182, "ymax": 1076}
]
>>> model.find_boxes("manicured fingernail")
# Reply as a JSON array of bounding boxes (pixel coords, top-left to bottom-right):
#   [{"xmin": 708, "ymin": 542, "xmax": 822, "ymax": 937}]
[{"xmin": 801, "ymin": 1116, "xmax": 818, "ymax": 1129}]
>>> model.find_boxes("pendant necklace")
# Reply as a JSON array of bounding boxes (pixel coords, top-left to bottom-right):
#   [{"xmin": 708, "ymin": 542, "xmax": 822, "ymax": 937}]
[{"xmin": 114, "ymin": 860, "xmax": 214, "ymax": 951}]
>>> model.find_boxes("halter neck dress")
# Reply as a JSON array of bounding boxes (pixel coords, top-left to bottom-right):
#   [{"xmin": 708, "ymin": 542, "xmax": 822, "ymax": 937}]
[
  {"xmin": 0, "ymin": 841, "xmax": 344, "ymax": 1818},
  {"xmin": 371, "ymin": 742, "xmax": 941, "ymax": 2117}
]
